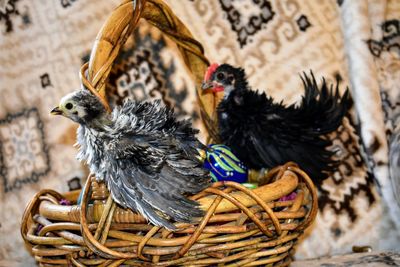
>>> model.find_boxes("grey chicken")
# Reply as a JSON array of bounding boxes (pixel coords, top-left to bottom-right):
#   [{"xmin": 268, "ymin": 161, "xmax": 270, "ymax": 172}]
[{"xmin": 51, "ymin": 90, "xmax": 210, "ymax": 230}]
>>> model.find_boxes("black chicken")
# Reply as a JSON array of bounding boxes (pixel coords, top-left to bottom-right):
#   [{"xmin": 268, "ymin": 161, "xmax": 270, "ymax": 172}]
[{"xmin": 202, "ymin": 63, "xmax": 351, "ymax": 184}]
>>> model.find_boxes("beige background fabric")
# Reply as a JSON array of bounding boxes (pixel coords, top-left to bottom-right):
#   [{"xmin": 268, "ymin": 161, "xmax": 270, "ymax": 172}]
[{"xmin": 0, "ymin": 0, "xmax": 399, "ymax": 265}]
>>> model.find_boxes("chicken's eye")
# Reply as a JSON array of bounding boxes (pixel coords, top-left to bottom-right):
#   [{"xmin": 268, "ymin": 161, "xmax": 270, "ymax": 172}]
[
  {"xmin": 216, "ymin": 72, "xmax": 225, "ymax": 81},
  {"xmin": 65, "ymin": 103, "xmax": 73, "ymax": 110}
]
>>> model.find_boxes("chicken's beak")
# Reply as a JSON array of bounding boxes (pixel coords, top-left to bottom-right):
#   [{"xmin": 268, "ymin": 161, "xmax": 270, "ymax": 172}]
[
  {"xmin": 50, "ymin": 106, "xmax": 63, "ymax": 115},
  {"xmin": 201, "ymin": 81, "xmax": 214, "ymax": 90}
]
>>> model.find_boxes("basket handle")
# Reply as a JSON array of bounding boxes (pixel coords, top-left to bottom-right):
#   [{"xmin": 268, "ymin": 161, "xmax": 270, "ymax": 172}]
[{"xmin": 80, "ymin": 0, "xmax": 219, "ymax": 139}]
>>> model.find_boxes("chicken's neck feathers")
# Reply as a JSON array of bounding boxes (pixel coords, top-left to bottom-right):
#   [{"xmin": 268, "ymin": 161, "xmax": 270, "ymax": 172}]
[{"xmin": 76, "ymin": 124, "xmax": 106, "ymax": 179}]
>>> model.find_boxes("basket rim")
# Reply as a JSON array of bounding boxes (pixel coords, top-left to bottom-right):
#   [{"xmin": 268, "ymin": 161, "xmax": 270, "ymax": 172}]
[{"xmin": 21, "ymin": 163, "xmax": 318, "ymax": 264}]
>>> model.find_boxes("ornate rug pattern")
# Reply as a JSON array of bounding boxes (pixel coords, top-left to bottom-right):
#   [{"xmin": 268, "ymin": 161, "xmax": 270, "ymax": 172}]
[{"xmin": 0, "ymin": 0, "xmax": 399, "ymax": 263}]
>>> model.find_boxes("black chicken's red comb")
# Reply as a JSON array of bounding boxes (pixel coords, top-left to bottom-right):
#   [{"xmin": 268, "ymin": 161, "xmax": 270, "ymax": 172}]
[{"xmin": 204, "ymin": 63, "xmax": 219, "ymax": 81}]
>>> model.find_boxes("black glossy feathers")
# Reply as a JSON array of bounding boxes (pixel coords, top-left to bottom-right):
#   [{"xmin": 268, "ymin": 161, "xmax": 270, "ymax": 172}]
[{"xmin": 217, "ymin": 70, "xmax": 351, "ymax": 184}]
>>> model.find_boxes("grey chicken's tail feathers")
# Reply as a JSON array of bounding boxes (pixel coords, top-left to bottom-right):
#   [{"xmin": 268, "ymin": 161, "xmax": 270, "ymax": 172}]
[
  {"xmin": 173, "ymin": 118, "xmax": 207, "ymax": 158},
  {"xmin": 298, "ymin": 71, "xmax": 351, "ymax": 135}
]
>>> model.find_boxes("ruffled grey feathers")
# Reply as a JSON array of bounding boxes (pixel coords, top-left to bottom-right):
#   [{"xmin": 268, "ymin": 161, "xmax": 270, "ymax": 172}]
[{"xmin": 60, "ymin": 90, "xmax": 210, "ymax": 230}]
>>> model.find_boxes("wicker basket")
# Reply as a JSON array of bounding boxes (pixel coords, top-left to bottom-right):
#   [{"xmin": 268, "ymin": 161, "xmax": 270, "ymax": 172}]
[{"xmin": 20, "ymin": 0, "xmax": 318, "ymax": 266}]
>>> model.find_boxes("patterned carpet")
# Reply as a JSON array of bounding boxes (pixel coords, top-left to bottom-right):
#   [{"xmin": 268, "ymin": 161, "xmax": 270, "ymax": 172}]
[
  {"xmin": 292, "ymin": 251, "xmax": 400, "ymax": 267},
  {"xmin": 0, "ymin": 0, "xmax": 399, "ymax": 263}
]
